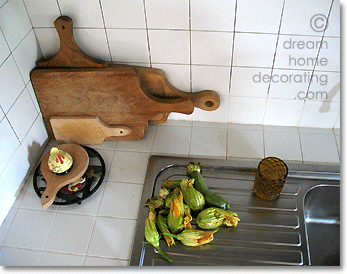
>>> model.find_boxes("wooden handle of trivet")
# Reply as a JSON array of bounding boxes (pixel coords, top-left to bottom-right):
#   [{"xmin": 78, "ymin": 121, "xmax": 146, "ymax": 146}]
[{"xmin": 36, "ymin": 16, "xmax": 108, "ymax": 68}]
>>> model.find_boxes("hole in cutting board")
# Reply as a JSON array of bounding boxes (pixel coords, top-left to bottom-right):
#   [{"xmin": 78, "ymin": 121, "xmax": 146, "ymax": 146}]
[{"xmin": 205, "ymin": 101, "xmax": 214, "ymax": 108}]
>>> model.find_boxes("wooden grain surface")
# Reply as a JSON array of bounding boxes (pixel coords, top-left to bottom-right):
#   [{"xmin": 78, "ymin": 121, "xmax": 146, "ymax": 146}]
[
  {"xmin": 31, "ymin": 16, "xmax": 220, "ymax": 142},
  {"xmin": 40, "ymin": 144, "xmax": 89, "ymax": 209},
  {"xmin": 51, "ymin": 116, "xmax": 132, "ymax": 144}
]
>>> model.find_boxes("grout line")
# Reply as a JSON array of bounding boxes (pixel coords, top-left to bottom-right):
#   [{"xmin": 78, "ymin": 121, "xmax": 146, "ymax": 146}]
[
  {"xmin": 297, "ymin": 0, "xmax": 335, "ymax": 127},
  {"xmin": 142, "ymin": 0, "xmax": 152, "ymax": 68},
  {"xmin": 297, "ymin": 128, "xmax": 305, "ymax": 163},
  {"xmin": 228, "ymin": 0, "xmax": 238, "ymax": 92},
  {"xmin": 99, "ymin": 0, "xmax": 112, "ymax": 62},
  {"xmin": 261, "ymin": 0, "xmax": 286, "ymax": 125}
]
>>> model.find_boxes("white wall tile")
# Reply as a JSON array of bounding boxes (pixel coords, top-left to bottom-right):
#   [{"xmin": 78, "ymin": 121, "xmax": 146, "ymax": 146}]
[
  {"xmin": 33, "ymin": 28, "xmax": 60, "ymax": 59},
  {"xmin": 191, "ymin": 65, "xmax": 231, "ymax": 96},
  {"xmin": 191, "ymin": 95, "xmax": 228, "ymax": 123},
  {"xmin": 24, "ymin": 0, "xmax": 60, "ymax": 28},
  {"xmin": 0, "ymin": 0, "xmax": 32, "ymax": 50},
  {"xmin": 21, "ymin": 114, "xmax": 48, "ymax": 166},
  {"xmin": 263, "ymin": 98, "xmax": 304, "ymax": 126},
  {"xmin": 149, "ymin": 30, "xmax": 190, "ymax": 64},
  {"xmin": 26, "ymin": 82, "xmax": 40, "ymax": 112},
  {"xmin": 0, "ymin": 0, "xmax": 8, "ymax": 8},
  {"xmin": 315, "ymin": 36, "xmax": 340, "ymax": 72},
  {"xmin": 190, "ymin": 0, "xmax": 236, "ymax": 31},
  {"xmin": 145, "ymin": 0, "xmax": 189, "ymax": 30},
  {"xmin": 101, "ymin": 0, "xmax": 146, "ymax": 29},
  {"xmin": 107, "ymin": 29, "xmax": 149, "ymax": 63},
  {"xmin": 73, "ymin": 29, "xmax": 111, "ymax": 62},
  {"xmin": 1, "ymin": 145, "xmax": 31, "ymax": 191},
  {"xmin": 7, "ymin": 89, "xmax": 38, "ymax": 142},
  {"xmin": 0, "ymin": 118, "xmax": 20, "ymax": 174},
  {"xmin": 228, "ymin": 97, "xmax": 266, "ymax": 124},
  {"xmin": 324, "ymin": 0, "xmax": 340, "ymax": 37},
  {"xmin": 268, "ymin": 69, "xmax": 312, "ymax": 100},
  {"xmin": 280, "ymin": 0, "xmax": 332, "ymax": 36},
  {"xmin": 308, "ymin": 71, "xmax": 339, "ymax": 102},
  {"xmin": 273, "ymin": 35, "xmax": 322, "ymax": 70},
  {"xmin": 230, "ymin": 67, "xmax": 271, "ymax": 98},
  {"xmin": 233, "ymin": 33, "xmax": 278, "ymax": 68},
  {"xmin": 0, "ymin": 107, "xmax": 4, "ymax": 121},
  {"xmin": 0, "ymin": 180, "xmax": 16, "ymax": 229},
  {"xmin": 153, "ymin": 64, "xmax": 190, "ymax": 92},
  {"xmin": 298, "ymin": 100, "xmax": 339, "ymax": 128},
  {"xmin": 58, "ymin": 0, "xmax": 104, "ymax": 28},
  {"xmin": 0, "ymin": 28, "xmax": 10, "ymax": 65},
  {"xmin": 0, "ymin": 55, "xmax": 26, "ymax": 114},
  {"xmin": 235, "ymin": 0, "xmax": 283, "ymax": 34},
  {"xmin": 191, "ymin": 31, "xmax": 233, "ymax": 66},
  {"xmin": 12, "ymin": 30, "xmax": 41, "ymax": 84}
]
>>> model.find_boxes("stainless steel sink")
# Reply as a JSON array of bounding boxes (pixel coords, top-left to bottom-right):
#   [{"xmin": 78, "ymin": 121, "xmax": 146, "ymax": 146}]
[
  {"xmin": 304, "ymin": 185, "xmax": 340, "ymax": 265},
  {"xmin": 130, "ymin": 156, "xmax": 340, "ymax": 266}
]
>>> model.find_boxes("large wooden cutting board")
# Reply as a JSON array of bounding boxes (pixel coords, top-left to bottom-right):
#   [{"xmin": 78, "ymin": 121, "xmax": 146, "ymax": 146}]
[{"xmin": 30, "ymin": 16, "xmax": 220, "ymax": 143}]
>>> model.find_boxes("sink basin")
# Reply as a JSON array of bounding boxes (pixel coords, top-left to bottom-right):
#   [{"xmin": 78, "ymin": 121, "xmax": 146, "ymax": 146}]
[
  {"xmin": 304, "ymin": 185, "xmax": 340, "ymax": 265},
  {"xmin": 130, "ymin": 156, "xmax": 340, "ymax": 266}
]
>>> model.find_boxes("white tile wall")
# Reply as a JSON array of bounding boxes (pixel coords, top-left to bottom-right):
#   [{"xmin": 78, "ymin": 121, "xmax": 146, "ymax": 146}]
[
  {"xmin": 0, "ymin": 0, "xmax": 48, "ymax": 226},
  {"xmin": 0, "ymin": 0, "xmax": 340, "ymax": 229},
  {"xmin": 22, "ymin": 0, "xmax": 339, "ymax": 130}
]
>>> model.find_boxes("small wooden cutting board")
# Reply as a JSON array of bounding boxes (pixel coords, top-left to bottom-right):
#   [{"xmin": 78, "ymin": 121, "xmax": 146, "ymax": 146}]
[
  {"xmin": 40, "ymin": 144, "xmax": 89, "ymax": 209},
  {"xmin": 50, "ymin": 116, "xmax": 132, "ymax": 144}
]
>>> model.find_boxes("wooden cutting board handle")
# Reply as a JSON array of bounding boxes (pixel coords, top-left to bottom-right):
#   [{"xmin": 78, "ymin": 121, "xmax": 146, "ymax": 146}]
[
  {"xmin": 40, "ymin": 144, "xmax": 89, "ymax": 209},
  {"xmin": 36, "ymin": 16, "xmax": 108, "ymax": 68}
]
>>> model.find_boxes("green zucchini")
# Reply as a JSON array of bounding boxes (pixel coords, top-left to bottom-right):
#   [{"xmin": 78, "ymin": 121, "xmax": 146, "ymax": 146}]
[{"xmin": 187, "ymin": 162, "xmax": 230, "ymax": 210}]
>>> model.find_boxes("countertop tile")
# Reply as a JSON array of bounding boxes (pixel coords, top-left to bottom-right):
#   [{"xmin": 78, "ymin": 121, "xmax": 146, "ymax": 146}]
[
  {"xmin": 4, "ymin": 208, "xmax": 56, "ymax": 250},
  {"xmin": 300, "ymin": 132, "xmax": 339, "ymax": 163},
  {"xmin": 189, "ymin": 126, "xmax": 227, "ymax": 159},
  {"xmin": 227, "ymin": 128, "xmax": 264, "ymax": 159},
  {"xmin": 97, "ymin": 182, "xmax": 143, "ymax": 219},
  {"xmin": 264, "ymin": 130, "xmax": 302, "ymax": 161},
  {"xmin": 0, "ymin": 120, "xmax": 340, "ymax": 266},
  {"xmin": 152, "ymin": 124, "xmax": 191, "ymax": 156},
  {"xmin": 87, "ymin": 216, "xmax": 136, "ymax": 260},
  {"xmin": 107, "ymin": 151, "xmax": 150, "ymax": 183},
  {"xmin": 0, "ymin": 246, "xmax": 42, "ymax": 266},
  {"xmin": 39, "ymin": 251, "xmax": 85, "ymax": 266},
  {"xmin": 44, "ymin": 213, "xmax": 96, "ymax": 255}
]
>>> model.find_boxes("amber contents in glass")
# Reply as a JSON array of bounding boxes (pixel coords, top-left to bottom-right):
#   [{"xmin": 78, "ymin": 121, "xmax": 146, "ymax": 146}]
[{"xmin": 253, "ymin": 157, "xmax": 288, "ymax": 200}]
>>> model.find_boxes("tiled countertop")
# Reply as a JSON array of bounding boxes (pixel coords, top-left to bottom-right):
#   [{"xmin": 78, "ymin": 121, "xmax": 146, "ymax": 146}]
[{"xmin": 0, "ymin": 121, "xmax": 340, "ymax": 266}]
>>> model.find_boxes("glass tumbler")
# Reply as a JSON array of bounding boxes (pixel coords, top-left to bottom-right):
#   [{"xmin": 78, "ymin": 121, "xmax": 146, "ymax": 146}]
[{"xmin": 253, "ymin": 157, "xmax": 288, "ymax": 200}]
